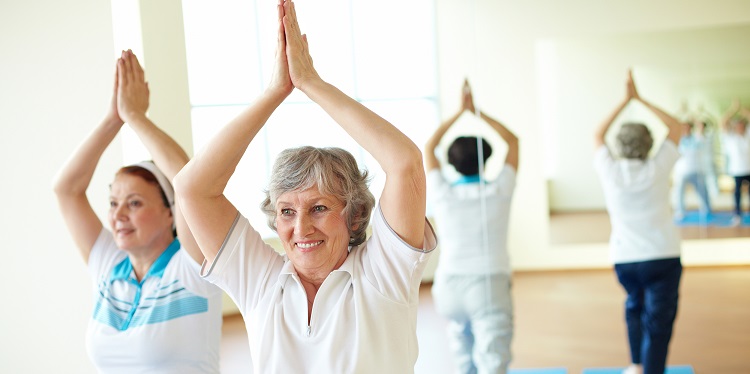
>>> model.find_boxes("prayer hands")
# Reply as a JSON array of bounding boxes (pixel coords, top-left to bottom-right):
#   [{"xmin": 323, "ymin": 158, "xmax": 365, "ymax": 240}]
[{"xmin": 117, "ymin": 50, "xmax": 149, "ymax": 124}]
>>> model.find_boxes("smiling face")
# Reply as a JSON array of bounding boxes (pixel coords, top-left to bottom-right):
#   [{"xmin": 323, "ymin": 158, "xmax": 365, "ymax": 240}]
[
  {"xmin": 274, "ymin": 187, "xmax": 352, "ymax": 279},
  {"xmin": 108, "ymin": 173, "xmax": 174, "ymax": 253}
]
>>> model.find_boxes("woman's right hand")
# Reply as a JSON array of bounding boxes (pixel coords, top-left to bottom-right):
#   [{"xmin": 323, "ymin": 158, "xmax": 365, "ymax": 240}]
[{"xmin": 282, "ymin": 0, "xmax": 322, "ymax": 91}]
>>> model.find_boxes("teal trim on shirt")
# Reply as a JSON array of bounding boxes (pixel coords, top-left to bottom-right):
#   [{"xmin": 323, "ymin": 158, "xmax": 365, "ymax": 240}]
[
  {"xmin": 109, "ymin": 238, "xmax": 181, "ymax": 284},
  {"xmin": 452, "ymin": 174, "xmax": 483, "ymax": 186}
]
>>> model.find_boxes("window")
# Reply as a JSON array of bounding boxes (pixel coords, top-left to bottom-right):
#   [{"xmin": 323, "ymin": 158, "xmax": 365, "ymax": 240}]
[{"xmin": 182, "ymin": 0, "xmax": 438, "ymax": 237}]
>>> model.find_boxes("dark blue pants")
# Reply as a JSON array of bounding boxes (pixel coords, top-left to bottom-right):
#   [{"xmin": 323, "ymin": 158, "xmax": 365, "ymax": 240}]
[
  {"xmin": 733, "ymin": 175, "xmax": 750, "ymax": 216},
  {"xmin": 614, "ymin": 258, "xmax": 682, "ymax": 374}
]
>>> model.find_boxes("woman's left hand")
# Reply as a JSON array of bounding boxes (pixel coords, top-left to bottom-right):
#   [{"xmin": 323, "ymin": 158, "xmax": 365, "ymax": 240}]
[{"xmin": 282, "ymin": 0, "xmax": 321, "ymax": 91}]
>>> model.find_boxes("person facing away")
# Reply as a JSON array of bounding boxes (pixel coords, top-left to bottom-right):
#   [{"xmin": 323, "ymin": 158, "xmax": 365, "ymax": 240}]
[
  {"xmin": 173, "ymin": 1, "xmax": 437, "ymax": 373},
  {"xmin": 671, "ymin": 120, "xmax": 713, "ymax": 221},
  {"xmin": 719, "ymin": 99, "xmax": 750, "ymax": 226},
  {"xmin": 52, "ymin": 50, "xmax": 222, "ymax": 373},
  {"xmin": 424, "ymin": 79, "xmax": 519, "ymax": 374},
  {"xmin": 592, "ymin": 70, "xmax": 683, "ymax": 374}
]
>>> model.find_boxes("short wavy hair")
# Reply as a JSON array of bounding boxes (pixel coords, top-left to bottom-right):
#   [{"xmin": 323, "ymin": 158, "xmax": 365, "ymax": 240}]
[
  {"xmin": 447, "ymin": 136, "xmax": 493, "ymax": 176},
  {"xmin": 260, "ymin": 146, "xmax": 375, "ymax": 246},
  {"xmin": 616, "ymin": 122, "xmax": 653, "ymax": 160}
]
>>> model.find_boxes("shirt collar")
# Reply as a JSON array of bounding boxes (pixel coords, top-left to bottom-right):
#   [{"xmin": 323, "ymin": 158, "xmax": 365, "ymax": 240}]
[
  {"xmin": 277, "ymin": 247, "xmax": 356, "ymax": 284},
  {"xmin": 452, "ymin": 174, "xmax": 482, "ymax": 186},
  {"xmin": 109, "ymin": 238, "xmax": 181, "ymax": 283}
]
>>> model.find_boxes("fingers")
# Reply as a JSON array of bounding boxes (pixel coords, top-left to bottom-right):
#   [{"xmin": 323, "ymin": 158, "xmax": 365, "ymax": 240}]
[
  {"xmin": 117, "ymin": 57, "xmax": 126, "ymax": 90},
  {"xmin": 129, "ymin": 50, "xmax": 145, "ymax": 83}
]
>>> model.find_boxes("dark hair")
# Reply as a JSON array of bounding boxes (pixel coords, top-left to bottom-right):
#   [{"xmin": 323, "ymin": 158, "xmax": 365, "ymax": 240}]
[
  {"xmin": 116, "ymin": 166, "xmax": 171, "ymax": 209},
  {"xmin": 447, "ymin": 136, "xmax": 492, "ymax": 176},
  {"xmin": 261, "ymin": 146, "xmax": 376, "ymax": 246}
]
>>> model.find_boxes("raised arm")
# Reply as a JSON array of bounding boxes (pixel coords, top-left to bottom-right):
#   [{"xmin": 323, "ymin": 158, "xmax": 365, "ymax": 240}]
[
  {"xmin": 475, "ymin": 90, "xmax": 519, "ymax": 171},
  {"xmin": 720, "ymin": 99, "xmax": 740, "ymax": 132},
  {"xmin": 52, "ymin": 63, "xmax": 123, "ymax": 262},
  {"xmin": 116, "ymin": 50, "xmax": 204, "ymax": 264},
  {"xmin": 594, "ymin": 71, "xmax": 635, "ymax": 149},
  {"xmin": 283, "ymin": 0, "xmax": 425, "ymax": 248},
  {"xmin": 425, "ymin": 80, "xmax": 471, "ymax": 172},
  {"xmin": 174, "ymin": 0, "xmax": 293, "ymax": 264},
  {"xmin": 633, "ymin": 75, "xmax": 682, "ymax": 146}
]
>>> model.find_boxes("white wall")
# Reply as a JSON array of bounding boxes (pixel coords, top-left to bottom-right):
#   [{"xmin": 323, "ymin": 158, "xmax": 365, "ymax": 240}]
[
  {"xmin": 0, "ymin": 1, "xmax": 117, "ymax": 372},
  {"xmin": 2, "ymin": 0, "xmax": 750, "ymax": 372}
]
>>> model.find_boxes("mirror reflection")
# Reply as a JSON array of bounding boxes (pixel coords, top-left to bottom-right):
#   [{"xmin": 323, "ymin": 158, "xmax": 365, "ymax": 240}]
[{"xmin": 543, "ymin": 24, "xmax": 750, "ymax": 244}]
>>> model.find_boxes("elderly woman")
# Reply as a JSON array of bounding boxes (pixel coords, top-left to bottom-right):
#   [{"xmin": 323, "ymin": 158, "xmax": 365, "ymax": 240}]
[
  {"xmin": 53, "ymin": 50, "xmax": 222, "ymax": 373},
  {"xmin": 173, "ymin": 1, "xmax": 436, "ymax": 373},
  {"xmin": 719, "ymin": 100, "xmax": 750, "ymax": 226},
  {"xmin": 593, "ymin": 71, "xmax": 682, "ymax": 374},
  {"xmin": 672, "ymin": 120, "xmax": 713, "ymax": 221},
  {"xmin": 425, "ymin": 79, "xmax": 519, "ymax": 374}
]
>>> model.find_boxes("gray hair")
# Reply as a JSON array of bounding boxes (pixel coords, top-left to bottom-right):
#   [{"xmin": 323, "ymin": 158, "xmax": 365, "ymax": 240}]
[
  {"xmin": 260, "ymin": 146, "xmax": 376, "ymax": 246},
  {"xmin": 616, "ymin": 122, "xmax": 653, "ymax": 160}
]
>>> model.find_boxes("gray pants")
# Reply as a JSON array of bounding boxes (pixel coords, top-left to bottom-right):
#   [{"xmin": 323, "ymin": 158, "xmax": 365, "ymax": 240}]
[{"xmin": 432, "ymin": 273, "xmax": 514, "ymax": 374}]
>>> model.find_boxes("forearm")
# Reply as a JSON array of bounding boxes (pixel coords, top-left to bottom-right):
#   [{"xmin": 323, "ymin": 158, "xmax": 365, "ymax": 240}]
[
  {"xmin": 176, "ymin": 89, "xmax": 286, "ymax": 199},
  {"xmin": 480, "ymin": 111, "xmax": 519, "ymax": 169},
  {"xmin": 479, "ymin": 111, "xmax": 517, "ymax": 148},
  {"xmin": 53, "ymin": 116, "xmax": 123, "ymax": 196},
  {"xmin": 301, "ymin": 79, "xmax": 423, "ymax": 174},
  {"xmin": 595, "ymin": 97, "xmax": 629, "ymax": 147},
  {"xmin": 425, "ymin": 110, "xmax": 462, "ymax": 171},
  {"xmin": 638, "ymin": 97, "xmax": 681, "ymax": 144},
  {"xmin": 126, "ymin": 114, "xmax": 189, "ymax": 180}
]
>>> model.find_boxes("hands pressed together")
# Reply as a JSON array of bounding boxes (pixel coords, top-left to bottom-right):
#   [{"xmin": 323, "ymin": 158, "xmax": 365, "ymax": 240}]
[
  {"xmin": 626, "ymin": 69, "xmax": 640, "ymax": 101},
  {"xmin": 461, "ymin": 79, "xmax": 476, "ymax": 114},
  {"xmin": 105, "ymin": 49, "xmax": 150, "ymax": 126},
  {"xmin": 268, "ymin": 0, "xmax": 321, "ymax": 97}
]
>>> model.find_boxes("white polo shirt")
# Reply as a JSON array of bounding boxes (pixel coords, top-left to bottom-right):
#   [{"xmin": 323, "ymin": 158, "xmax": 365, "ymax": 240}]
[
  {"xmin": 86, "ymin": 229, "xmax": 223, "ymax": 374},
  {"xmin": 721, "ymin": 127, "xmax": 750, "ymax": 176},
  {"xmin": 202, "ymin": 205, "xmax": 437, "ymax": 373},
  {"xmin": 593, "ymin": 141, "xmax": 681, "ymax": 264}
]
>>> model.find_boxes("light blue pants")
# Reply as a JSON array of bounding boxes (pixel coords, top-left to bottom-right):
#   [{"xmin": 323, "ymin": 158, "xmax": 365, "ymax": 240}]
[
  {"xmin": 431, "ymin": 273, "xmax": 513, "ymax": 374},
  {"xmin": 672, "ymin": 171, "xmax": 711, "ymax": 217}
]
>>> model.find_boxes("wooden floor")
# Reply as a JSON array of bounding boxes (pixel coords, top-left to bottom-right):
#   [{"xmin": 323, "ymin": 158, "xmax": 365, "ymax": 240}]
[
  {"xmin": 219, "ymin": 266, "xmax": 750, "ymax": 373},
  {"xmin": 549, "ymin": 210, "xmax": 750, "ymax": 245}
]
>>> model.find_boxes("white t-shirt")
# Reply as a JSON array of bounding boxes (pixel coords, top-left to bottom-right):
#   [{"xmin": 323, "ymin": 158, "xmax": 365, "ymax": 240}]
[
  {"xmin": 721, "ymin": 127, "xmax": 750, "ymax": 176},
  {"xmin": 201, "ymin": 205, "xmax": 437, "ymax": 374},
  {"xmin": 674, "ymin": 134, "xmax": 712, "ymax": 176},
  {"xmin": 427, "ymin": 166, "xmax": 516, "ymax": 275},
  {"xmin": 86, "ymin": 229, "xmax": 223, "ymax": 374},
  {"xmin": 593, "ymin": 141, "xmax": 682, "ymax": 264}
]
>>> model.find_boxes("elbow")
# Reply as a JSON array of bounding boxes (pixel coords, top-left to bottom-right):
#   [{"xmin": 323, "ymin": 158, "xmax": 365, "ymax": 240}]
[
  {"xmin": 172, "ymin": 165, "xmax": 195, "ymax": 200},
  {"xmin": 398, "ymin": 144, "xmax": 427, "ymax": 183}
]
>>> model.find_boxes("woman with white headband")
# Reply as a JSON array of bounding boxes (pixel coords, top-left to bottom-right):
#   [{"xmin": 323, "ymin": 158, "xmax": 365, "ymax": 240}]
[{"xmin": 53, "ymin": 50, "xmax": 222, "ymax": 373}]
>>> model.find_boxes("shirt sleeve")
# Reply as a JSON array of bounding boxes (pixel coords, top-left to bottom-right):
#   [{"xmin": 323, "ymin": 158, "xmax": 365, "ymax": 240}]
[
  {"xmin": 654, "ymin": 139, "xmax": 681, "ymax": 172},
  {"xmin": 493, "ymin": 165, "xmax": 517, "ymax": 197},
  {"xmin": 87, "ymin": 228, "xmax": 126, "ymax": 282},
  {"xmin": 200, "ymin": 213, "xmax": 285, "ymax": 313},
  {"xmin": 359, "ymin": 204, "xmax": 437, "ymax": 303}
]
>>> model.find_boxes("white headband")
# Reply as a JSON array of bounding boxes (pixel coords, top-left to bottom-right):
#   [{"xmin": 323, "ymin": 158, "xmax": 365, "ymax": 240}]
[{"xmin": 129, "ymin": 161, "xmax": 175, "ymax": 215}]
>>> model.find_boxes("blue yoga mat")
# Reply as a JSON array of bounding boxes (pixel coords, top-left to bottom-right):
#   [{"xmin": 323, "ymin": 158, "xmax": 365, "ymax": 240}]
[
  {"xmin": 675, "ymin": 210, "xmax": 750, "ymax": 227},
  {"xmin": 582, "ymin": 365, "xmax": 694, "ymax": 374},
  {"xmin": 510, "ymin": 368, "xmax": 567, "ymax": 374}
]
